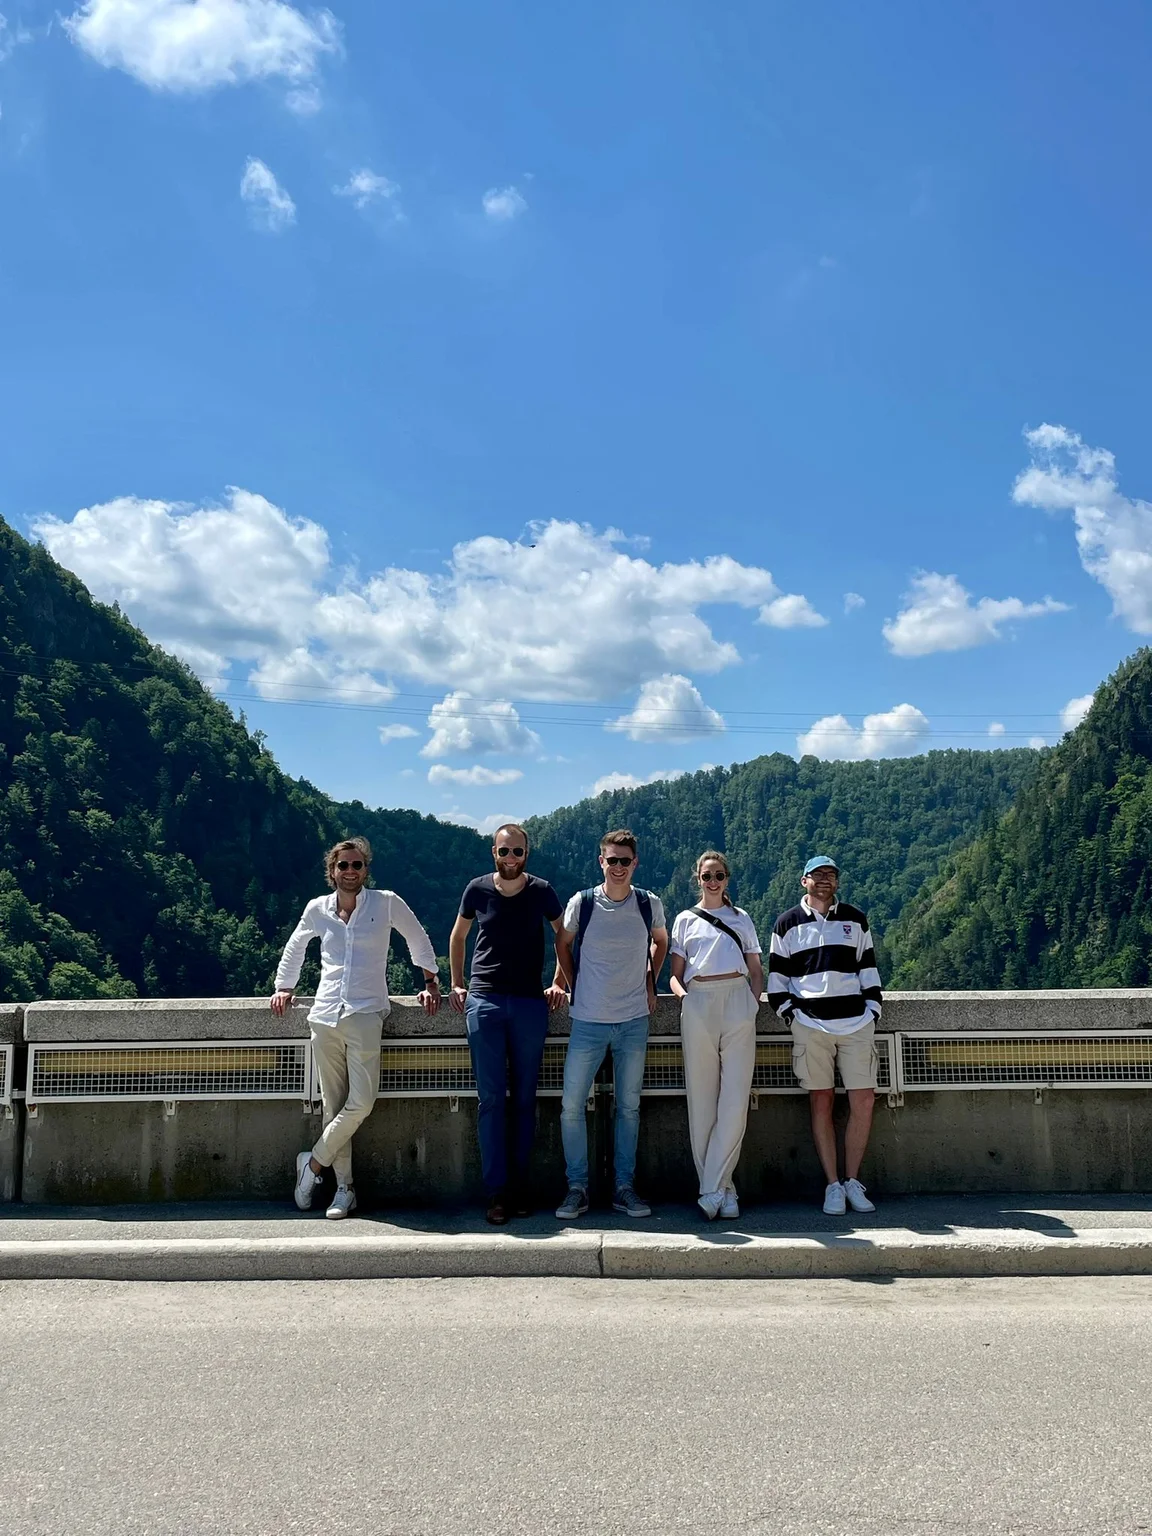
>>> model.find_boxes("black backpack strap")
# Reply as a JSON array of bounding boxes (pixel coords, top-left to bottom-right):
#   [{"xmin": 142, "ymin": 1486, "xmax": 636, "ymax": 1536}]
[
  {"xmin": 569, "ymin": 888, "xmax": 598, "ymax": 996},
  {"xmin": 691, "ymin": 905, "xmax": 747, "ymax": 951}
]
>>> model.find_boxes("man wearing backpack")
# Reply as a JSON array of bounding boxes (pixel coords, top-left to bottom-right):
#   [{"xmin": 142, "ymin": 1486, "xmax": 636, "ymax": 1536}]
[{"xmin": 552, "ymin": 828, "xmax": 668, "ymax": 1219}]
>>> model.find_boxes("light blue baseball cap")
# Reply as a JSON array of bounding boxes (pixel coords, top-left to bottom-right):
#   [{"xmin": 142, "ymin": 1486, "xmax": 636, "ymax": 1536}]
[{"xmin": 803, "ymin": 855, "xmax": 839, "ymax": 876}]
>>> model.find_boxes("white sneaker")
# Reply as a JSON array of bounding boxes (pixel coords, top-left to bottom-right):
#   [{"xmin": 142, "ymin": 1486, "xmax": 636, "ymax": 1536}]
[
  {"xmin": 326, "ymin": 1186, "xmax": 357, "ymax": 1220},
  {"xmin": 844, "ymin": 1178, "xmax": 876, "ymax": 1213},
  {"xmin": 823, "ymin": 1181, "xmax": 847, "ymax": 1215},
  {"xmin": 719, "ymin": 1188, "xmax": 740, "ymax": 1219},
  {"xmin": 698, "ymin": 1191, "xmax": 724, "ymax": 1221},
  {"xmin": 294, "ymin": 1150, "xmax": 320, "ymax": 1211}
]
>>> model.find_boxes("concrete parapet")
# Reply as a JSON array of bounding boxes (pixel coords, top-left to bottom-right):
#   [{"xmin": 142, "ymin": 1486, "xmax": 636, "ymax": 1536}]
[
  {"xmin": 882, "ymin": 990, "xmax": 1152, "ymax": 1032},
  {"xmin": 0, "ymin": 1004, "xmax": 22, "ymax": 1044}
]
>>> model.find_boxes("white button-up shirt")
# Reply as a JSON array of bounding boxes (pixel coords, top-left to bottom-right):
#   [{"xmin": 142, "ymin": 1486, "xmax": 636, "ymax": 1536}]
[{"xmin": 275, "ymin": 888, "xmax": 438, "ymax": 1027}]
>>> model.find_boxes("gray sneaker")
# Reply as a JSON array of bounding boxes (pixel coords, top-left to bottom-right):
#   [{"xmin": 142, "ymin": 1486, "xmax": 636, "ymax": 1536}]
[
  {"xmin": 555, "ymin": 1185, "xmax": 589, "ymax": 1220},
  {"xmin": 613, "ymin": 1186, "xmax": 652, "ymax": 1218}
]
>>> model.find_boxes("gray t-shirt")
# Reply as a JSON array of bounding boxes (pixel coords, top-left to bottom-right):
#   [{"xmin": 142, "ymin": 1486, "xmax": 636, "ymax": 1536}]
[{"xmin": 563, "ymin": 886, "xmax": 667, "ymax": 1024}]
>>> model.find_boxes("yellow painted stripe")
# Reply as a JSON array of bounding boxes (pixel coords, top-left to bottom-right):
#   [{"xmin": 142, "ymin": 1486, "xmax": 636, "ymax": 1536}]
[
  {"xmin": 922, "ymin": 1039, "xmax": 1152, "ymax": 1068},
  {"xmin": 36, "ymin": 1048, "xmax": 291, "ymax": 1075}
]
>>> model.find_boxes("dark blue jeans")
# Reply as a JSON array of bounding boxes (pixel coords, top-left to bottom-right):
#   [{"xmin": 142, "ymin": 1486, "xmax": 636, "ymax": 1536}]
[{"xmin": 465, "ymin": 992, "xmax": 549, "ymax": 1196}]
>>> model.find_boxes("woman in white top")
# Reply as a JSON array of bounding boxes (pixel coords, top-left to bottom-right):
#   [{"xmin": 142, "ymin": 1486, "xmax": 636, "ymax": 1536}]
[{"xmin": 669, "ymin": 851, "xmax": 764, "ymax": 1220}]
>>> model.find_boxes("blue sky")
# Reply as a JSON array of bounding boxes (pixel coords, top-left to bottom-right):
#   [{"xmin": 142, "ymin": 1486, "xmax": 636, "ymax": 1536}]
[{"xmin": 3, "ymin": 0, "xmax": 1152, "ymax": 831}]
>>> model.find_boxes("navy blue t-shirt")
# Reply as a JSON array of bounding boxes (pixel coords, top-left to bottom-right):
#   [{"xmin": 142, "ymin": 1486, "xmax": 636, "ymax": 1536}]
[{"xmin": 459, "ymin": 874, "xmax": 563, "ymax": 998}]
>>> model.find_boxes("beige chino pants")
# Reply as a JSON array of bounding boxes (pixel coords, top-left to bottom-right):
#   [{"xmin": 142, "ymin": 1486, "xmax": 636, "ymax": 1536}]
[
  {"xmin": 680, "ymin": 975, "xmax": 759, "ymax": 1198},
  {"xmin": 310, "ymin": 1009, "xmax": 385, "ymax": 1187}
]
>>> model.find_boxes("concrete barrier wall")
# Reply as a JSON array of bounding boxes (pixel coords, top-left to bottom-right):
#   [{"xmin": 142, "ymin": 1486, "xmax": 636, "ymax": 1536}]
[{"xmin": 7, "ymin": 990, "xmax": 1152, "ymax": 1204}]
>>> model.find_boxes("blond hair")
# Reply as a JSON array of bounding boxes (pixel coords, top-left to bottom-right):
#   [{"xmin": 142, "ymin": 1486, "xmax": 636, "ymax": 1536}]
[{"xmin": 325, "ymin": 837, "xmax": 372, "ymax": 890}]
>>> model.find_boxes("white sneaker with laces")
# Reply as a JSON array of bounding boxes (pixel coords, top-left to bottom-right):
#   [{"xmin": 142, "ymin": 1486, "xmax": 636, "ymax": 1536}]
[
  {"xmin": 823, "ymin": 1181, "xmax": 847, "ymax": 1215},
  {"xmin": 719, "ymin": 1188, "xmax": 740, "ymax": 1219},
  {"xmin": 843, "ymin": 1178, "xmax": 876, "ymax": 1213},
  {"xmin": 697, "ymin": 1191, "xmax": 724, "ymax": 1220},
  {"xmin": 294, "ymin": 1150, "xmax": 320, "ymax": 1211},
  {"xmin": 326, "ymin": 1186, "xmax": 357, "ymax": 1220}
]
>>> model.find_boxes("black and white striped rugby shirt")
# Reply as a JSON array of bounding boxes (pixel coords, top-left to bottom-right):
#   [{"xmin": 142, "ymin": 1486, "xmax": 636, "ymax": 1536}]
[{"xmin": 767, "ymin": 899, "xmax": 883, "ymax": 1036}]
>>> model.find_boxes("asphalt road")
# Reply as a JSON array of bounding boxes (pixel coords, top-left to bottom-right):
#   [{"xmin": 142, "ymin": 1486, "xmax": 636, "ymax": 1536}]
[{"xmin": 1, "ymin": 1276, "xmax": 1151, "ymax": 1535}]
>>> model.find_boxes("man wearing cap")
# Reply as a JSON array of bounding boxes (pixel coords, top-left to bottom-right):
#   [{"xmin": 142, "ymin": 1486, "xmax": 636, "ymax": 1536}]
[{"xmin": 767, "ymin": 856, "xmax": 883, "ymax": 1215}]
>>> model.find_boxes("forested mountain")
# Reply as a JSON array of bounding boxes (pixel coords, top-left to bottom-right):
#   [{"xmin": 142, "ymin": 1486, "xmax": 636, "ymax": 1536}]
[
  {"xmin": 527, "ymin": 747, "xmax": 1041, "ymax": 973},
  {"xmin": 0, "ymin": 518, "xmax": 487, "ymax": 1001},
  {"xmin": 887, "ymin": 650, "xmax": 1152, "ymax": 988}
]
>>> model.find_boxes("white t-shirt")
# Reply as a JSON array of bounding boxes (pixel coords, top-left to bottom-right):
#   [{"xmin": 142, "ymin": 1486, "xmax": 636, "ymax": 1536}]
[{"xmin": 670, "ymin": 906, "xmax": 761, "ymax": 985}]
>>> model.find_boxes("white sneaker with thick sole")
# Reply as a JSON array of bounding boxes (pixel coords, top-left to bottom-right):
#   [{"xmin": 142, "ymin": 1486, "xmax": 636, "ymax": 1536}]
[
  {"xmin": 326, "ymin": 1186, "xmax": 357, "ymax": 1220},
  {"xmin": 697, "ymin": 1191, "xmax": 724, "ymax": 1220},
  {"xmin": 823, "ymin": 1181, "xmax": 847, "ymax": 1215},
  {"xmin": 843, "ymin": 1178, "xmax": 876, "ymax": 1213},
  {"xmin": 719, "ymin": 1188, "xmax": 740, "ymax": 1219},
  {"xmin": 294, "ymin": 1150, "xmax": 320, "ymax": 1211}
]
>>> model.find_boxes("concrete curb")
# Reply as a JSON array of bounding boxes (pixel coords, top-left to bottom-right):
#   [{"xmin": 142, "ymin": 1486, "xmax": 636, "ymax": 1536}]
[{"xmin": 3, "ymin": 1227, "xmax": 1152, "ymax": 1280}]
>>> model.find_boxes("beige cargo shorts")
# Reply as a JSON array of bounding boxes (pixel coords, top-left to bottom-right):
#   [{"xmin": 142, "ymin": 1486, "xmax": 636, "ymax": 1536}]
[{"xmin": 790, "ymin": 1016, "xmax": 877, "ymax": 1091}]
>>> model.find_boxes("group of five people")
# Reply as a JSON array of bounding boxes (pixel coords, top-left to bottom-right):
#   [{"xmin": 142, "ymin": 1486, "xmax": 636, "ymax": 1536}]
[{"xmin": 271, "ymin": 826, "xmax": 883, "ymax": 1223}]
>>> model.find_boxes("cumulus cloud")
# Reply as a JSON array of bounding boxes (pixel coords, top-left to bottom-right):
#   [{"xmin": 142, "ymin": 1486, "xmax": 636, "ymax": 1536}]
[
  {"xmin": 439, "ymin": 810, "xmax": 521, "ymax": 838},
  {"xmin": 797, "ymin": 703, "xmax": 930, "ymax": 761},
  {"xmin": 31, "ymin": 490, "xmax": 327, "ymax": 682},
  {"xmin": 1060, "ymin": 693, "xmax": 1095, "ymax": 733},
  {"xmin": 606, "ymin": 674, "xmax": 724, "ymax": 743},
  {"xmin": 248, "ymin": 647, "xmax": 394, "ymax": 704},
  {"xmin": 882, "ymin": 572, "xmax": 1067, "ymax": 658},
  {"xmin": 34, "ymin": 497, "xmax": 804, "ymax": 715},
  {"xmin": 482, "ymin": 185, "xmax": 527, "ymax": 221},
  {"xmin": 378, "ymin": 723, "xmax": 419, "ymax": 744},
  {"xmin": 1014, "ymin": 425, "xmax": 1152, "ymax": 634},
  {"xmin": 241, "ymin": 157, "xmax": 295, "ymax": 232},
  {"xmin": 988, "ymin": 722, "xmax": 1006, "ymax": 738},
  {"xmin": 1029, "ymin": 736, "xmax": 1048, "ymax": 749},
  {"xmin": 757, "ymin": 594, "xmax": 828, "ymax": 629},
  {"xmin": 591, "ymin": 769, "xmax": 686, "ymax": 796},
  {"xmin": 64, "ymin": 0, "xmax": 339, "ymax": 93},
  {"xmin": 420, "ymin": 691, "xmax": 542, "ymax": 759},
  {"xmin": 335, "ymin": 168, "xmax": 400, "ymax": 213},
  {"xmin": 843, "ymin": 592, "xmax": 866, "ymax": 613},
  {"xmin": 427, "ymin": 764, "xmax": 523, "ymax": 788}
]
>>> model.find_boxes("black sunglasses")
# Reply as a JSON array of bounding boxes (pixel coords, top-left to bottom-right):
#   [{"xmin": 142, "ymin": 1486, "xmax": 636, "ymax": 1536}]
[
  {"xmin": 700, "ymin": 872, "xmax": 727, "ymax": 882},
  {"xmin": 336, "ymin": 860, "xmax": 365, "ymax": 871},
  {"xmin": 603, "ymin": 855, "xmax": 634, "ymax": 867},
  {"xmin": 496, "ymin": 846, "xmax": 526, "ymax": 858}
]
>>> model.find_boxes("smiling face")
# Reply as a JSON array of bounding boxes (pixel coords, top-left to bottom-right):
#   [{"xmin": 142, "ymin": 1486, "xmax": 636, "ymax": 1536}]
[
  {"xmin": 600, "ymin": 841, "xmax": 637, "ymax": 893},
  {"xmin": 698, "ymin": 859, "xmax": 729, "ymax": 898},
  {"xmin": 801, "ymin": 864, "xmax": 840, "ymax": 905},
  {"xmin": 492, "ymin": 825, "xmax": 528, "ymax": 882},
  {"xmin": 332, "ymin": 849, "xmax": 369, "ymax": 898}
]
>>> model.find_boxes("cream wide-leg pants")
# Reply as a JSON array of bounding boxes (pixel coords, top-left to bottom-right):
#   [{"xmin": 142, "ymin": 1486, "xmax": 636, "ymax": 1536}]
[
  {"xmin": 310, "ymin": 1009, "xmax": 385, "ymax": 1187},
  {"xmin": 680, "ymin": 975, "xmax": 758, "ymax": 1198}
]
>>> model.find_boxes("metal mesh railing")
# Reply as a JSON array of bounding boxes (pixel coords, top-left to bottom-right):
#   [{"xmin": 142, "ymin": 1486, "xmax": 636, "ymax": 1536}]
[
  {"xmin": 27, "ymin": 1042, "xmax": 308, "ymax": 1103},
  {"xmin": 0, "ymin": 1044, "xmax": 11, "ymax": 1108},
  {"xmin": 372, "ymin": 1038, "xmax": 573, "ymax": 1098},
  {"xmin": 641, "ymin": 1035, "xmax": 894, "ymax": 1095},
  {"xmin": 898, "ymin": 1032, "xmax": 1152, "ymax": 1090}
]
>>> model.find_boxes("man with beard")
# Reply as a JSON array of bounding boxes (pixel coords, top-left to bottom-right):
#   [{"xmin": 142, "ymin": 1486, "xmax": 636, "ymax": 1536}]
[
  {"xmin": 273, "ymin": 837, "xmax": 441, "ymax": 1219},
  {"xmin": 450, "ymin": 824, "xmax": 567, "ymax": 1225}
]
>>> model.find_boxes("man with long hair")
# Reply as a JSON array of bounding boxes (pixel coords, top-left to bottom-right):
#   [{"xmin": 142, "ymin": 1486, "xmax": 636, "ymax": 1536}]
[{"xmin": 272, "ymin": 837, "xmax": 441, "ymax": 1218}]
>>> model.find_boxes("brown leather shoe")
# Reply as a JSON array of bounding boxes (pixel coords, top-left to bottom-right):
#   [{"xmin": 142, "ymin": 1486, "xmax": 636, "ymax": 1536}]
[{"xmin": 486, "ymin": 1197, "xmax": 510, "ymax": 1226}]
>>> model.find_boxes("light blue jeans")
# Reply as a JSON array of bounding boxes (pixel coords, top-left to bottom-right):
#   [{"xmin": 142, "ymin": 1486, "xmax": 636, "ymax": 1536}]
[{"xmin": 560, "ymin": 1015, "xmax": 649, "ymax": 1191}]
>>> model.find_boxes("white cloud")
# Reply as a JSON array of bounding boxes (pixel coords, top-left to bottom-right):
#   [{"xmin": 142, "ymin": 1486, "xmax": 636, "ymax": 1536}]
[
  {"xmin": 32, "ymin": 490, "xmax": 327, "ymax": 683},
  {"xmin": 757, "ymin": 593, "xmax": 828, "ymax": 629},
  {"xmin": 35, "ymin": 499, "xmax": 796, "ymax": 708},
  {"xmin": 0, "ymin": 14, "xmax": 32, "ymax": 62},
  {"xmin": 797, "ymin": 703, "xmax": 930, "ymax": 761},
  {"xmin": 482, "ymin": 185, "xmax": 527, "ymax": 221},
  {"xmin": 240, "ymin": 157, "xmax": 295, "ymax": 232},
  {"xmin": 378, "ymin": 723, "xmax": 419, "ymax": 744},
  {"xmin": 248, "ymin": 647, "xmax": 394, "ymax": 704},
  {"xmin": 439, "ymin": 810, "xmax": 520, "ymax": 838},
  {"xmin": 591, "ymin": 769, "xmax": 686, "ymax": 796},
  {"xmin": 606, "ymin": 674, "xmax": 724, "ymax": 743},
  {"xmin": 882, "ymin": 572, "xmax": 1068, "ymax": 658},
  {"xmin": 285, "ymin": 83, "xmax": 320, "ymax": 114},
  {"xmin": 428, "ymin": 764, "xmax": 523, "ymax": 788},
  {"xmin": 420, "ymin": 691, "xmax": 542, "ymax": 759},
  {"xmin": 64, "ymin": 0, "xmax": 339, "ymax": 93},
  {"xmin": 1029, "ymin": 736, "xmax": 1048, "ymax": 750},
  {"xmin": 843, "ymin": 592, "xmax": 866, "ymax": 613},
  {"xmin": 988, "ymin": 722, "xmax": 1006, "ymax": 738},
  {"xmin": 1060, "ymin": 693, "xmax": 1095, "ymax": 733},
  {"xmin": 1014, "ymin": 424, "xmax": 1152, "ymax": 634},
  {"xmin": 335, "ymin": 168, "xmax": 400, "ymax": 213}
]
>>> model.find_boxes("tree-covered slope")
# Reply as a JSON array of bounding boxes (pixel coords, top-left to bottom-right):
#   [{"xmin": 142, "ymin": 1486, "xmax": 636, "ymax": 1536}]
[
  {"xmin": 0, "ymin": 517, "xmax": 487, "ymax": 1001},
  {"xmin": 887, "ymin": 650, "xmax": 1152, "ymax": 988},
  {"xmin": 526, "ymin": 747, "xmax": 1041, "ymax": 973}
]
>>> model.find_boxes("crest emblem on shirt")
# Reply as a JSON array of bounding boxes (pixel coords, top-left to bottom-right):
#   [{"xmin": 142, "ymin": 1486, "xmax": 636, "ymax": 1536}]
[{"xmin": 842, "ymin": 924, "xmax": 852, "ymax": 936}]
